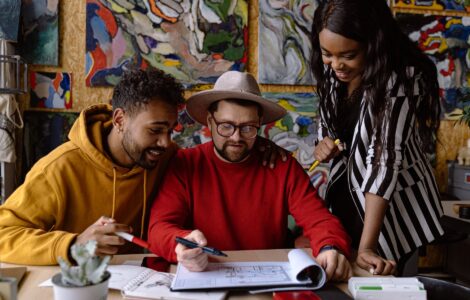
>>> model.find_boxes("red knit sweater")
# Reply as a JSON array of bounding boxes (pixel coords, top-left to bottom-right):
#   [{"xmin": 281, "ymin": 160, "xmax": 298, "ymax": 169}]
[{"xmin": 148, "ymin": 141, "xmax": 350, "ymax": 262}]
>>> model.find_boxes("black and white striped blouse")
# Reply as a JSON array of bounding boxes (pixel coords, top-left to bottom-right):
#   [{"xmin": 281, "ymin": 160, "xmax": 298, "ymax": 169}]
[{"xmin": 318, "ymin": 67, "xmax": 444, "ymax": 261}]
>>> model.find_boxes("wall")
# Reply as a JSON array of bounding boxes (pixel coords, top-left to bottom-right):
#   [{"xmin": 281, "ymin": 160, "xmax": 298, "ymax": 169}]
[{"xmin": 20, "ymin": 1, "xmax": 470, "ymax": 192}]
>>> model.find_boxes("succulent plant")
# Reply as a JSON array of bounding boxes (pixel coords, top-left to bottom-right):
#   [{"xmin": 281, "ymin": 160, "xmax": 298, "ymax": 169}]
[{"xmin": 58, "ymin": 240, "xmax": 110, "ymax": 287}]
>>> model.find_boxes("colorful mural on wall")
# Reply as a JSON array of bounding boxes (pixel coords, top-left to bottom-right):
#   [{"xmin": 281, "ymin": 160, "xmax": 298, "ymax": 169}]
[
  {"xmin": 258, "ymin": 0, "xmax": 318, "ymax": 85},
  {"xmin": 30, "ymin": 72, "xmax": 72, "ymax": 109},
  {"xmin": 393, "ymin": 0, "xmax": 470, "ymax": 12},
  {"xmin": 397, "ymin": 13, "xmax": 470, "ymax": 118},
  {"xmin": 260, "ymin": 92, "xmax": 319, "ymax": 167},
  {"xmin": 85, "ymin": 0, "xmax": 248, "ymax": 86},
  {"xmin": 20, "ymin": 0, "xmax": 59, "ymax": 66}
]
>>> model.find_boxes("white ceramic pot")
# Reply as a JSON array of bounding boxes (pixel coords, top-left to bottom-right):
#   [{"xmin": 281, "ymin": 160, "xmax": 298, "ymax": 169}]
[{"xmin": 51, "ymin": 271, "xmax": 110, "ymax": 300}]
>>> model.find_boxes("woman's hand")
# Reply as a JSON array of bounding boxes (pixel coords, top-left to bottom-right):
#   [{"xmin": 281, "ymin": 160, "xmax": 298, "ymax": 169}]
[
  {"xmin": 257, "ymin": 136, "xmax": 289, "ymax": 168},
  {"xmin": 314, "ymin": 137, "xmax": 343, "ymax": 163},
  {"xmin": 356, "ymin": 248, "xmax": 396, "ymax": 275}
]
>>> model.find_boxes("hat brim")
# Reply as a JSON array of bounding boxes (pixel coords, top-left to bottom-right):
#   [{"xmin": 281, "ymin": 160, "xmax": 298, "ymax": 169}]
[{"xmin": 186, "ymin": 90, "xmax": 287, "ymax": 126}]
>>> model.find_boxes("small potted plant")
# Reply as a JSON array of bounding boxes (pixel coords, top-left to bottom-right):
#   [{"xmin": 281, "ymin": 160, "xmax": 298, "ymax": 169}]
[{"xmin": 51, "ymin": 240, "xmax": 111, "ymax": 300}]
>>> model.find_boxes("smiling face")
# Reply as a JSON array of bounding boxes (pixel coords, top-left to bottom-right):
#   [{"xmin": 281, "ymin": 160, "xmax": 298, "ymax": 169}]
[
  {"xmin": 319, "ymin": 28, "xmax": 365, "ymax": 90},
  {"xmin": 120, "ymin": 98, "xmax": 178, "ymax": 169}
]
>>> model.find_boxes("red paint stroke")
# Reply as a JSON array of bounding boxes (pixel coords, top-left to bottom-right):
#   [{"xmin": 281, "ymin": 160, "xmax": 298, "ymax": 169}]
[
  {"xmin": 86, "ymin": 46, "xmax": 107, "ymax": 86},
  {"xmin": 91, "ymin": 0, "xmax": 118, "ymax": 37},
  {"xmin": 52, "ymin": 72, "xmax": 63, "ymax": 91},
  {"xmin": 241, "ymin": 26, "xmax": 248, "ymax": 64}
]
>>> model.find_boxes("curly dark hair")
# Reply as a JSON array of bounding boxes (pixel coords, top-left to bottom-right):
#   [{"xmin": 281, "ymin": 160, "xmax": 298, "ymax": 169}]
[
  {"xmin": 311, "ymin": 0, "xmax": 440, "ymax": 156},
  {"xmin": 112, "ymin": 68, "xmax": 185, "ymax": 115}
]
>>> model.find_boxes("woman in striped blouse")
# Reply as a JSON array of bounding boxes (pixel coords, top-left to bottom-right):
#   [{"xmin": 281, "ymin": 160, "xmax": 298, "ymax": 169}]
[{"xmin": 310, "ymin": 0, "xmax": 444, "ymax": 276}]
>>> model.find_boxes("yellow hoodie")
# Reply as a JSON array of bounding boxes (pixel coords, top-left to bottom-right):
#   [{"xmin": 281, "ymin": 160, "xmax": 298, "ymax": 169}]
[{"xmin": 0, "ymin": 104, "xmax": 176, "ymax": 265}]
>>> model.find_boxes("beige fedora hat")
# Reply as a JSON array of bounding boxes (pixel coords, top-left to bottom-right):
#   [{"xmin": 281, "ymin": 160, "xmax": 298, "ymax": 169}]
[{"xmin": 186, "ymin": 71, "xmax": 287, "ymax": 125}]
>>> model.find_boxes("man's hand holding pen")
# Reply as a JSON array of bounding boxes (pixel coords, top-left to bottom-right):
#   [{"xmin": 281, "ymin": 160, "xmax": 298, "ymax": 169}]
[{"xmin": 175, "ymin": 229, "xmax": 210, "ymax": 272}]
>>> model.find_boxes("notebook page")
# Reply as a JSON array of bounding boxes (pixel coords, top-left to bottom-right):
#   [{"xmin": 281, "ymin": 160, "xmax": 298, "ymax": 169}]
[
  {"xmin": 288, "ymin": 249, "xmax": 326, "ymax": 287},
  {"xmin": 171, "ymin": 261, "xmax": 305, "ymax": 290},
  {"xmin": 108, "ymin": 265, "xmax": 152, "ymax": 290},
  {"xmin": 123, "ymin": 272, "xmax": 226, "ymax": 300}
]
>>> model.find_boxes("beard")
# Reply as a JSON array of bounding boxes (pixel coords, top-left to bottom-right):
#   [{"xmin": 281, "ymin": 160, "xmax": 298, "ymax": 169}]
[
  {"xmin": 121, "ymin": 131, "xmax": 166, "ymax": 169},
  {"xmin": 214, "ymin": 141, "xmax": 251, "ymax": 163}
]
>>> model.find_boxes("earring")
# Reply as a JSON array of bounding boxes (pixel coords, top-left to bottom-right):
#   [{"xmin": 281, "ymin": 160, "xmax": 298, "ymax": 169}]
[{"xmin": 118, "ymin": 128, "xmax": 123, "ymax": 133}]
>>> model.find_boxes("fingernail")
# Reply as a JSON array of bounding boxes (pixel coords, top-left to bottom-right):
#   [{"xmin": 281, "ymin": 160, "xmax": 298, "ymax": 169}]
[
  {"xmin": 270, "ymin": 163, "xmax": 274, "ymax": 168},
  {"xmin": 369, "ymin": 268, "xmax": 375, "ymax": 274}
]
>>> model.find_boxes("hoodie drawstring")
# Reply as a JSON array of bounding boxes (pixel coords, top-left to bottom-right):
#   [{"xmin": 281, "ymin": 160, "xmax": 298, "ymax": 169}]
[
  {"xmin": 141, "ymin": 170, "xmax": 147, "ymax": 239},
  {"xmin": 111, "ymin": 167, "xmax": 147, "ymax": 240},
  {"xmin": 112, "ymin": 168, "xmax": 117, "ymax": 219}
]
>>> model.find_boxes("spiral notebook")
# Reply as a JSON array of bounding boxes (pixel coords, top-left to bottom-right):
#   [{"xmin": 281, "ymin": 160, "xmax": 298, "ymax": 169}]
[{"xmin": 107, "ymin": 265, "xmax": 226, "ymax": 300}]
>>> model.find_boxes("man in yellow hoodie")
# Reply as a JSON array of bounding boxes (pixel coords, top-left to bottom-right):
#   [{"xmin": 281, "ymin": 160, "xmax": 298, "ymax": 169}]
[{"xmin": 0, "ymin": 69, "xmax": 184, "ymax": 265}]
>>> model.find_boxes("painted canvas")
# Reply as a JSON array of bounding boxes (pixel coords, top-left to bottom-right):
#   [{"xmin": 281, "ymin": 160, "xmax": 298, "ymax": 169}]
[
  {"xmin": 22, "ymin": 112, "xmax": 78, "ymax": 180},
  {"xmin": 260, "ymin": 93, "xmax": 319, "ymax": 167},
  {"xmin": 393, "ymin": 0, "xmax": 470, "ymax": 12},
  {"xmin": 30, "ymin": 72, "xmax": 72, "ymax": 109},
  {"xmin": 85, "ymin": 0, "xmax": 248, "ymax": 86},
  {"xmin": 20, "ymin": 0, "xmax": 59, "ymax": 66},
  {"xmin": 397, "ymin": 13, "xmax": 470, "ymax": 118},
  {"xmin": 258, "ymin": 0, "xmax": 318, "ymax": 85},
  {"xmin": 0, "ymin": 0, "xmax": 21, "ymax": 41}
]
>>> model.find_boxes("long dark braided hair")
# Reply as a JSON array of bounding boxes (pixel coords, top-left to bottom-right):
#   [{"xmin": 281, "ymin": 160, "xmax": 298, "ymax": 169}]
[{"xmin": 311, "ymin": 0, "xmax": 440, "ymax": 160}]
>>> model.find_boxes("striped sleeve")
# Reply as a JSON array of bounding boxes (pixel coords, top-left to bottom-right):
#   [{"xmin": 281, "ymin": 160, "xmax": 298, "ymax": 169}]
[
  {"xmin": 361, "ymin": 75, "xmax": 420, "ymax": 200},
  {"xmin": 317, "ymin": 109, "xmax": 328, "ymax": 141}
]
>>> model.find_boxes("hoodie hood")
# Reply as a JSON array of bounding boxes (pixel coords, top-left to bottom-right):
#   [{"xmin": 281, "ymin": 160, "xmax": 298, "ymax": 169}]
[{"xmin": 68, "ymin": 104, "xmax": 144, "ymax": 177}]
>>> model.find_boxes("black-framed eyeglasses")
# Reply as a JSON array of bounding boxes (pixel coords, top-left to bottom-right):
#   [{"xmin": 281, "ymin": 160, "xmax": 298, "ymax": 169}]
[{"xmin": 210, "ymin": 114, "xmax": 260, "ymax": 139}]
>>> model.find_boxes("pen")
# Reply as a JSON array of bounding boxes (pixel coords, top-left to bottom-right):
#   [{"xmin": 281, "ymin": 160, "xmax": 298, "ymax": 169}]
[
  {"xmin": 115, "ymin": 232, "xmax": 150, "ymax": 250},
  {"xmin": 175, "ymin": 236, "xmax": 228, "ymax": 257},
  {"xmin": 308, "ymin": 139, "xmax": 341, "ymax": 172}
]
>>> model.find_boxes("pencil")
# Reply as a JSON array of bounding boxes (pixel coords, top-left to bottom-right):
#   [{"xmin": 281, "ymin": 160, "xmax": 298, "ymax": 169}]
[{"xmin": 308, "ymin": 139, "xmax": 341, "ymax": 172}]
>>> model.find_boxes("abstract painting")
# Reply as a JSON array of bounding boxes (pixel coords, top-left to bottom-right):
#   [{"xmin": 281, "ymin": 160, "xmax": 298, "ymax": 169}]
[
  {"xmin": 397, "ymin": 13, "xmax": 470, "ymax": 118},
  {"xmin": 260, "ymin": 93, "xmax": 319, "ymax": 167},
  {"xmin": 20, "ymin": 0, "xmax": 59, "ymax": 66},
  {"xmin": 85, "ymin": 0, "xmax": 248, "ymax": 86},
  {"xmin": 0, "ymin": 0, "xmax": 21, "ymax": 41},
  {"xmin": 22, "ymin": 112, "xmax": 78, "ymax": 180},
  {"xmin": 393, "ymin": 0, "xmax": 470, "ymax": 12},
  {"xmin": 258, "ymin": 0, "xmax": 318, "ymax": 85},
  {"xmin": 30, "ymin": 72, "xmax": 72, "ymax": 109}
]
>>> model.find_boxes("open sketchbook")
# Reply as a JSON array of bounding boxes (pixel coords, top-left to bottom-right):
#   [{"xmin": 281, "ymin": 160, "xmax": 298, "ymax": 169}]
[
  {"xmin": 171, "ymin": 249, "xmax": 326, "ymax": 293},
  {"xmin": 107, "ymin": 265, "xmax": 226, "ymax": 300}
]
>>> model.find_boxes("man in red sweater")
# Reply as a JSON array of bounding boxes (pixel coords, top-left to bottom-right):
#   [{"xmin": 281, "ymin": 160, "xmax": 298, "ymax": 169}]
[{"xmin": 148, "ymin": 71, "xmax": 352, "ymax": 281}]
